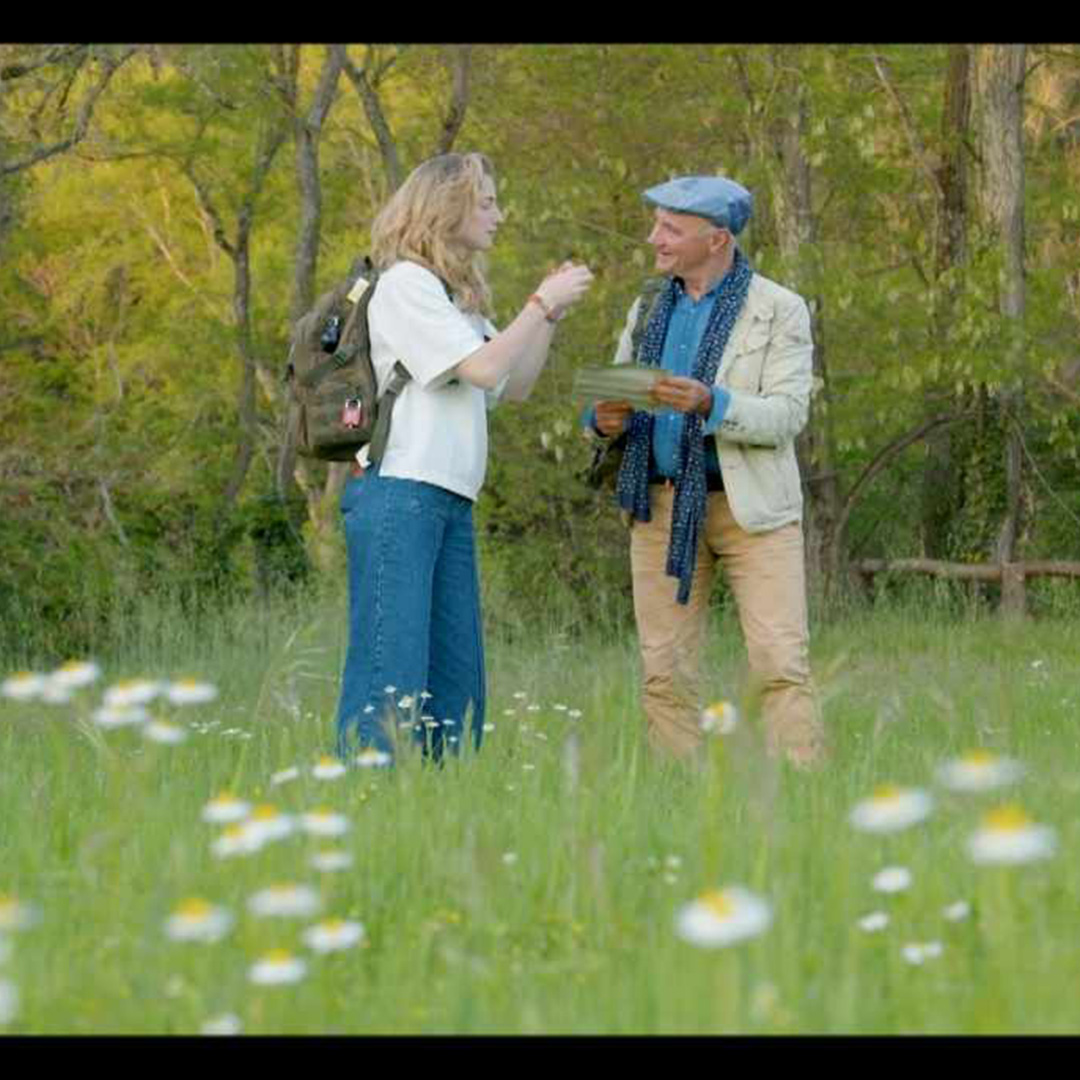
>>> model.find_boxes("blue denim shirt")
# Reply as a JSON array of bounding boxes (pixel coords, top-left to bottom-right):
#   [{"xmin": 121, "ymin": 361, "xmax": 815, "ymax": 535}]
[{"xmin": 584, "ymin": 277, "xmax": 732, "ymax": 479}]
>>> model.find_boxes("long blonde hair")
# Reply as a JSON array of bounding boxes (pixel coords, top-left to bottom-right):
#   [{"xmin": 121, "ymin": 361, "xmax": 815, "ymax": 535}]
[{"xmin": 370, "ymin": 152, "xmax": 495, "ymax": 315}]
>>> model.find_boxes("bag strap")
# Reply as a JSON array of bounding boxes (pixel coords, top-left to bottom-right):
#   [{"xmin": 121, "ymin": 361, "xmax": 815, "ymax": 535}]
[
  {"xmin": 630, "ymin": 276, "xmax": 668, "ymax": 362},
  {"xmin": 367, "ymin": 360, "xmax": 411, "ymax": 466}
]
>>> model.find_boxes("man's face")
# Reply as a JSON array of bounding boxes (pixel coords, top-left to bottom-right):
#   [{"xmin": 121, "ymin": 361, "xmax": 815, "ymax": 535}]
[{"xmin": 647, "ymin": 208, "xmax": 725, "ymax": 278}]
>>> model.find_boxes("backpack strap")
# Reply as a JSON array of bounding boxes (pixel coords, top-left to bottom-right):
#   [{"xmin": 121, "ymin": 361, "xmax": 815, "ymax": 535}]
[
  {"xmin": 629, "ymin": 276, "xmax": 668, "ymax": 362},
  {"xmin": 368, "ymin": 360, "xmax": 410, "ymax": 466}
]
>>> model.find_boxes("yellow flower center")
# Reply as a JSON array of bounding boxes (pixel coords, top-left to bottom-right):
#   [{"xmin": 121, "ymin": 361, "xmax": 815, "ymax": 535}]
[
  {"xmin": 983, "ymin": 804, "xmax": 1031, "ymax": 832},
  {"xmin": 59, "ymin": 661, "xmax": 87, "ymax": 672},
  {"xmin": 700, "ymin": 890, "xmax": 735, "ymax": 919},
  {"xmin": 223, "ymin": 825, "xmax": 245, "ymax": 839},
  {"xmin": 872, "ymin": 784, "xmax": 903, "ymax": 802},
  {"xmin": 251, "ymin": 804, "xmax": 279, "ymax": 820},
  {"xmin": 177, "ymin": 898, "xmax": 212, "ymax": 918},
  {"xmin": 321, "ymin": 919, "xmax": 346, "ymax": 932},
  {"xmin": 263, "ymin": 949, "xmax": 294, "ymax": 964},
  {"xmin": 962, "ymin": 750, "xmax": 995, "ymax": 766},
  {"xmin": 317, "ymin": 756, "xmax": 338, "ymax": 767}
]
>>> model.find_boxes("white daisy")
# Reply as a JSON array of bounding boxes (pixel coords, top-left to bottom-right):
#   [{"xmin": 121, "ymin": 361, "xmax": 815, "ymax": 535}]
[
  {"xmin": 0, "ymin": 978, "xmax": 17, "ymax": 1025},
  {"xmin": 248, "ymin": 950, "xmax": 307, "ymax": 986},
  {"xmin": 857, "ymin": 912, "xmax": 890, "ymax": 933},
  {"xmin": 967, "ymin": 805, "xmax": 1057, "ymax": 866},
  {"xmin": 248, "ymin": 884, "xmax": 321, "ymax": 919},
  {"xmin": 270, "ymin": 766, "xmax": 300, "ymax": 786},
  {"xmin": 675, "ymin": 886, "xmax": 772, "ymax": 948},
  {"xmin": 39, "ymin": 681, "xmax": 74, "ymax": 705},
  {"xmin": 902, "ymin": 941, "xmax": 943, "ymax": 965},
  {"xmin": 568, "ymin": 709, "xmax": 582, "ymax": 719},
  {"xmin": 164, "ymin": 898, "xmax": 233, "ymax": 943},
  {"xmin": 502, "ymin": 852, "xmax": 518, "ymax": 866},
  {"xmin": 165, "ymin": 679, "xmax": 219, "ymax": 706},
  {"xmin": 200, "ymin": 794, "xmax": 251, "ymax": 825},
  {"xmin": 397, "ymin": 696, "xmax": 415, "ymax": 710},
  {"xmin": 243, "ymin": 805, "xmax": 296, "ymax": 845},
  {"xmin": 483, "ymin": 723, "xmax": 496, "ymax": 733},
  {"xmin": 103, "ymin": 679, "xmax": 162, "ymax": 708},
  {"xmin": 300, "ymin": 809, "xmax": 350, "ymax": 838},
  {"xmin": 200, "ymin": 1013, "xmax": 243, "ymax": 1035},
  {"xmin": 936, "ymin": 750, "xmax": 1024, "ymax": 793},
  {"xmin": 301, "ymin": 918, "xmax": 366, "ymax": 954},
  {"xmin": 553, "ymin": 704, "xmax": 568, "ymax": 712},
  {"xmin": 312, "ymin": 756, "xmax": 347, "ymax": 780},
  {"xmin": 701, "ymin": 700, "xmax": 739, "ymax": 735},
  {"xmin": 211, "ymin": 824, "xmax": 263, "ymax": 860},
  {"xmin": 0, "ymin": 897, "xmax": 39, "ymax": 933},
  {"xmin": 143, "ymin": 720, "xmax": 188, "ymax": 745},
  {"xmin": 309, "ymin": 850, "xmax": 354, "ymax": 873},
  {"xmin": 92, "ymin": 705, "xmax": 149, "ymax": 729},
  {"xmin": 849, "ymin": 785, "xmax": 933, "ymax": 833},
  {"xmin": 871, "ymin": 866, "xmax": 912, "ymax": 894},
  {"xmin": 512, "ymin": 692, "xmax": 528, "ymax": 700},
  {"xmin": 354, "ymin": 748, "xmax": 391, "ymax": 769},
  {"xmin": 49, "ymin": 660, "xmax": 102, "ymax": 690},
  {"xmin": 1, "ymin": 672, "xmax": 46, "ymax": 701},
  {"xmin": 943, "ymin": 900, "xmax": 971, "ymax": 922}
]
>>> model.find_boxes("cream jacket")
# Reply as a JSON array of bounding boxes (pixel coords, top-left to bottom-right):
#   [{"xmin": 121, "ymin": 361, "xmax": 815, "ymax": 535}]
[{"xmin": 612, "ymin": 272, "xmax": 812, "ymax": 533}]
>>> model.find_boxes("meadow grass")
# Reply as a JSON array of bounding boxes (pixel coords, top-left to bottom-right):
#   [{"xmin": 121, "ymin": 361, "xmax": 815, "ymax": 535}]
[{"xmin": 2, "ymin": 590, "xmax": 1080, "ymax": 1034}]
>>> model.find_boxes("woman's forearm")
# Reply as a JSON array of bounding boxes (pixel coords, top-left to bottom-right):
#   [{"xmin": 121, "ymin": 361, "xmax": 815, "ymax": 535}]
[{"xmin": 454, "ymin": 299, "xmax": 553, "ymax": 391}]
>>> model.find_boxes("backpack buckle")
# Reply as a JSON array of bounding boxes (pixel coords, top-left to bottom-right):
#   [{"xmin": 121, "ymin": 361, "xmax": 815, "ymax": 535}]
[{"xmin": 341, "ymin": 398, "xmax": 363, "ymax": 429}]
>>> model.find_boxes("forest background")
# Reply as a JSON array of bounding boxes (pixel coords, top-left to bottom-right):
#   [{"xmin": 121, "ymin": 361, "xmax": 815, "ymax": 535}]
[{"xmin": 2, "ymin": 43, "xmax": 1079, "ymax": 663}]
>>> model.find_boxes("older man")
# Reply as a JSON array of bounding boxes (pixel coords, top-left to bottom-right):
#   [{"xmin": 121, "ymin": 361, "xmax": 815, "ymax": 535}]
[{"xmin": 589, "ymin": 175, "xmax": 824, "ymax": 768}]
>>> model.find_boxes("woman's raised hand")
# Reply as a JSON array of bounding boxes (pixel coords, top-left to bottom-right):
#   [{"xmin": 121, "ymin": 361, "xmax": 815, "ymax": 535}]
[{"xmin": 535, "ymin": 262, "xmax": 594, "ymax": 317}]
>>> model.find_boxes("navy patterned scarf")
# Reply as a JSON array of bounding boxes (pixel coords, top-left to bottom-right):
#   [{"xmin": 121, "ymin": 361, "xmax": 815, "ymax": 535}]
[{"xmin": 615, "ymin": 249, "xmax": 753, "ymax": 604}]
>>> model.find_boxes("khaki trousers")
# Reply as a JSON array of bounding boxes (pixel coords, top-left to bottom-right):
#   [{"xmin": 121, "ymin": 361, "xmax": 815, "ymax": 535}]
[{"xmin": 629, "ymin": 485, "xmax": 824, "ymax": 767}]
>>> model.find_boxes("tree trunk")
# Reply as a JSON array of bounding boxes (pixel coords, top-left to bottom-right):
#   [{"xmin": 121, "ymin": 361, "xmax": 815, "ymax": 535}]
[
  {"xmin": 921, "ymin": 44, "xmax": 972, "ymax": 559},
  {"xmin": 973, "ymin": 45, "xmax": 1027, "ymax": 575}
]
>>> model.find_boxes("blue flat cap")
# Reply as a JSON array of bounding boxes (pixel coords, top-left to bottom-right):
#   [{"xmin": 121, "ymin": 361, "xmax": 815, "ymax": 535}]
[{"xmin": 643, "ymin": 176, "xmax": 754, "ymax": 235}]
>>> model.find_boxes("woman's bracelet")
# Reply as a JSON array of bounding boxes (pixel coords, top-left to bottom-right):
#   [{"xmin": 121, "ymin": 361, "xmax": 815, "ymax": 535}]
[{"xmin": 528, "ymin": 293, "xmax": 562, "ymax": 323}]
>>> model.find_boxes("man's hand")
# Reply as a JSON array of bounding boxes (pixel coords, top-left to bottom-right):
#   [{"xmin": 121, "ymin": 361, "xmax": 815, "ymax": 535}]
[
  {"xmin": 594, "ymin": 399, "xmax": 634, "ymax": 436},
  {"xmin": 650, "ymin": 375, "xmax": 713, "ymax": 416}
]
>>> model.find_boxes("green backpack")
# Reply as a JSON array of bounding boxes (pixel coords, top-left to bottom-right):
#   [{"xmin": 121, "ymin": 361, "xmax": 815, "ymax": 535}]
[{"xmin": 282, "ymin": 256, "xmax": 409, "ymax": 465}]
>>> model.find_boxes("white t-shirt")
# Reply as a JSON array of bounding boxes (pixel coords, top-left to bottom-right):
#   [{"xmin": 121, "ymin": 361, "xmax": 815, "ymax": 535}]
[{"xmin": 363, "ymin": 260, "xmax": 501, "ymax": 501}]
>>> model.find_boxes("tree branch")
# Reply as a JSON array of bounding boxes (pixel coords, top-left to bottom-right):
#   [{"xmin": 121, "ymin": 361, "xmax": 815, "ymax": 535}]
[
  {"xmin": 340, "ymin": 45, "xmax": 403, "ymax": 191},
  {"xmin": 436, "ymin": 45, "xmax": 472, "ymax": 155},
  {"xmin": 0, "ymin": 47, "xmax": 138, "ymax": 177}
]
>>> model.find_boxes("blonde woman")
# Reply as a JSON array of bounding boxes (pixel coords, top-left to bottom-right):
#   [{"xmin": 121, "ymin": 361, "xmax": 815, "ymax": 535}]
[{"xmin": 336, "ymin": 152, "xmax": 593, "ymax": 763}]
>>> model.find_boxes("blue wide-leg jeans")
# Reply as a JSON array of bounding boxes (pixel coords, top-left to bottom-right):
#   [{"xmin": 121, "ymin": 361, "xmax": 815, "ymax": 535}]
[{"xmin": 334, "ymin": 468, "xmax": 486, "ymax": 762}]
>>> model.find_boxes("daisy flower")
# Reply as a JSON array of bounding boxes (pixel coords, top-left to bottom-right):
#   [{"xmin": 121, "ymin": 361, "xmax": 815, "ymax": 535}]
[
  {"xmin": 49, "ymin": 661, "xmax": 102, "ymax": 690},
  {"xmin": 309, "ymin": 850, "xmax": 354, "ymax": 873},
  {"xmin": 200, "ymin": 1013, "xmax": 242, "ymax": 1035},
  {"xmin": 143, "ymin": 720, "xmax": 188, "ymax": 745},
  {"xmin": 164, "ymin": 898, "xmax": 232, "ymax": 943},
  {"xmin": 354, "ymin": 748, "xmax": 391, "ymax": 769},
  {"xmin": 701, "ymin": 700, "xmax": 739, "ymax": 735},
  {"xmin": 103, "ymin": 679, "xmax": 162, "ymax": 709},
  {"xmin": 201, "ymin": 793, "xmax": 251, "ymax": 825},
  {"xmin": 943, "ymin": 900, "xmax": 971, "ymax": 922},
  {"xmin": 675, "ymin": 886, "xmax": 772, "ymax": 948},
  {"xmin": 248, "ymin": 949, "xmax": 307, "ymax": 986},
  {"xmin": 92, "ymin": 705, "xmax": 150, "ymax": 729},
  {"xmin": 244, "ymin": 805, "xmax": 296, "ymax": 845},
  {"xmin": 165, "ymin": 679, "xmax": 219, "ymax": 706},
  {"xmin": 0, "ymin": 978, "xmax": 17, "ymax": 1025},
  {"xmin": 568, "ymin": 709, "xmax": 582, "ymax": 719},
  {"xmin": 936, "ymin": 750, "xmax": 1024, "ymax": 793},
  {"xmin": 871, "ymin": 866, "xmax": 912, "ymax": 894},
  {"xmin": 0, "ymin": 897, "xmax": 39, "ymax": 933},
  {"xmin": 270, "ymin": 766, "xmax": 300, "ymax": 786},
  {"xmin": 248, "ymin": 884, "xmax": 321, "ymax": 919},
  {"xmin": 211, "ymin": 824, "xmax": 263, "ymax": 860},
  {"xmin": 849, "ymin": 785, "xmax": 933, "ymax": 833},
  {"xmin": 300, "ymin": 809, "xmax": 350, "ymax": 838},
  {"xmin": 857, "ymin": 912, "xmax": 890, "ymax": 933},
  {"xmin": 901, "ymin": 941, "xmax": 943, "ymax": 965},
  {"xmin": 1, "ymin": 672, "xmax": 46, "ymax": 701},
  {"xmin": 38, "ymin": 681, "xmax": 74, "ymax": 705},
  {"xmin": 312, "ymin": 756, "xmax": 347, "ymax": 781},
  {"xmin": 302, "ymin": 918, "xmax": 366, "ymax": 954},
  {"xmin": 967, "ymin": 804, "xmax": 1056, "ymax": 865}
]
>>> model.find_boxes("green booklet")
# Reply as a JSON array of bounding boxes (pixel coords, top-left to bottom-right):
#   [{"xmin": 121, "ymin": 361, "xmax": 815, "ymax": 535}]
[{"xmin": 571, "ymin": 364, "xmax": 673, "ymax": 413}]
